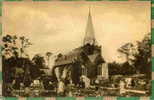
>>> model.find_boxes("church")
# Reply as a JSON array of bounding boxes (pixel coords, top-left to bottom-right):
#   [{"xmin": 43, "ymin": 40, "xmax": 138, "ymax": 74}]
[{"xmin": 53, "ymin": 9, "xmax": 108, "ymax": 84}]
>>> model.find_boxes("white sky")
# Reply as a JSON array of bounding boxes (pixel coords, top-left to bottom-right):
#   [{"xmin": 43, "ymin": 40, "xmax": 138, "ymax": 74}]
[{"xmin": 2, "ymin": 1, "xmax": 151, "ymax": 62}]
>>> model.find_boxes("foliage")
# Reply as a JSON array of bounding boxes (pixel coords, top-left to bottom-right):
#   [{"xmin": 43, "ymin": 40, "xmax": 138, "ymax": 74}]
[
  {"xmin": 115, "ymin": 33, "xmax": 151, "ymax": 78},
  {"xmin": 108, "ymin": 61, "xmax": 135, "ymax": 75},
  {"xmin": 2, "ymin": 34, "xmax": 32, "ymax": 58},
  {"xmin": 2, "ymin": 35, "xmax": 45, "ymax": 96},
  {"xmin": 32, "ymin": 54, "xmax": 46, "ymax": 68},
  {"xmin": 134, "ymin": 33, "xmax": 151, "ymax": 78}
]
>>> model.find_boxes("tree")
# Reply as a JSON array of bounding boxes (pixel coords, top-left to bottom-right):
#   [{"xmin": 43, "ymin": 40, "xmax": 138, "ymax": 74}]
[
  {"xmin": 134, "ymin": 33, "xmax": 151, "ymax": 78},
  {"xmin": 2, "ymin": 34, "xmax": 33, "ymax": 96},
  {"xmin": 19, "ymin": 36, "xmax": 32, "ymax": 57},
  {"xmin": 32, "ymin": 54, "xmax": 46, "ymax": 68},
  {"xmin": 2, "ymin": 35, "xmax": 18, "ymax": 58},
  {"xmin": 118, "ymin": 43, "xmax": 137, "ymax": 63},
  {"xmin": 2, "ymin": 34, "xmax": 32, "ymax": 58},
  {"xmin": 117, "ymin": 33, "xmax": 151, "ymax": 79},
  {"xmin": 108, "ymin": 61, "xmax": 121, "ymax": 75}
]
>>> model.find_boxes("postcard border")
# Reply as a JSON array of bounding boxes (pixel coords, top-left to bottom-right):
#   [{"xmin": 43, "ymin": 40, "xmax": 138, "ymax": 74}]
[{"xmin": 0, "ymin": 0, "xmax": 153, "ymax": 100}]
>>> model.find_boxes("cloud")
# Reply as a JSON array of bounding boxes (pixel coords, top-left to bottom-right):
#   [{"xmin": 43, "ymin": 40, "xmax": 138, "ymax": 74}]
[{"xmin": 3, "ymin": 1, "xmax": 150, "ymax": 62}]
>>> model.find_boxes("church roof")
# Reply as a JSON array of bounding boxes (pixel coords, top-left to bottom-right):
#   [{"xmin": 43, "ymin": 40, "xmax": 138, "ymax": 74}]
[{"xmin": 54, "ymin": 47, "xmax": 83, "ymax": 66}]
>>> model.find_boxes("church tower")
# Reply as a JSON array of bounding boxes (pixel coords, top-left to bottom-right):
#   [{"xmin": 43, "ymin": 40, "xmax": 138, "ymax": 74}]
[
  {"xmin": 82, "ymin": 7, "xmax": 108, "ymax": 80},
  {"xmin": 83, "ymin": 8, "xmax": 97, "ymax": 46}
]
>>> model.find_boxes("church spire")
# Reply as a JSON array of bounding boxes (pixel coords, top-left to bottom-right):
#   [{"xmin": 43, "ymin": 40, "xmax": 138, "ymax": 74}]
[{"xmin": 83, "ymin": 7, "xmax": 97, "ymax": 46}]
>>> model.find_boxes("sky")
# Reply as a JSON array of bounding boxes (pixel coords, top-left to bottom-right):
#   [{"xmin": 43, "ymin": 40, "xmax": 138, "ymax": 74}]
[{"xmin": 2, "ymin": 1, "xmax": 151, "ymax": 63}]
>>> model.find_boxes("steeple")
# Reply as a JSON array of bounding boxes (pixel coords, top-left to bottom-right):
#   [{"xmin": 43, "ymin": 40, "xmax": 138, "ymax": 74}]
[{"xmin": 83, "ymin": 7, "xmax": 97, "ymax": 46}]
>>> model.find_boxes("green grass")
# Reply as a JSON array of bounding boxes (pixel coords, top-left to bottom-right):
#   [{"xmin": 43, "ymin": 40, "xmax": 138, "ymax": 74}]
[
  {"xmin": 56, "ymin": 97, "xmax": 76, "ymax": 100},
  {"xmin": 4, "ymin": 98, "xmax": 18, "ymax": 100},
  {"xmin": 85, "ymin": 97, "xmax": 103, "ymax": 100},
  {"xmin": 117, "ymin": 97, "xmax": 139, "ymax": 100},
  {"xmin": 27, "ymin": 98, "xmax": 45, "ymax": 100}
]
